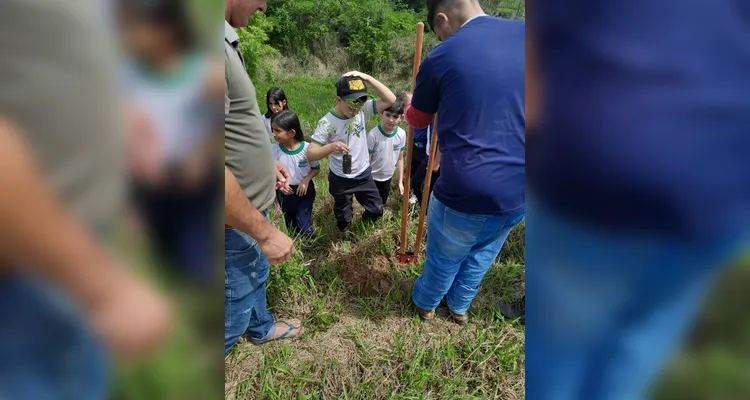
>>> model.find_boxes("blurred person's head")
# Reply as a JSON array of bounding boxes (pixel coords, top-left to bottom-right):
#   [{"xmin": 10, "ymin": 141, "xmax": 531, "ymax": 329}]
[
  {"xmin": 265, "ymin": 87, "xmax": 289, "ymax": 118},
  {"xmin": 427, "ymin": 0, "xmax": 485, "ymax": 41},
  {"xmin": 118, "ymin": 0, "xmax": 196, "ymax": 64},
  {"xmin": 380, "ymin": 96, "xmax": 405, "ymax": 133},
  {"xmin": 271, "ymin": 110, "xmax": 304, "ymax": 146},
  {"xmin": 225, "ymin": 0, "xmax": 266, "ymax": 28}
]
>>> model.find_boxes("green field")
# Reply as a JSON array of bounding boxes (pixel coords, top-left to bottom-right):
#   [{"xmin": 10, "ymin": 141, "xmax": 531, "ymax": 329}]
[{"xmin": 223, "ymin": 76, "xmax": 527, "ymax": 399}]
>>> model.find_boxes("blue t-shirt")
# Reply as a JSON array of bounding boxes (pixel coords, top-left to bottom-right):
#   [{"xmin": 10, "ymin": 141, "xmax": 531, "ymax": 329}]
[
  {"xmin": 528, "ymin": 0, "xmax": 750, "ymax": 241},
  {"xmin": 411, "ymin": 16, "xmax": 525, "ymax": 217}
]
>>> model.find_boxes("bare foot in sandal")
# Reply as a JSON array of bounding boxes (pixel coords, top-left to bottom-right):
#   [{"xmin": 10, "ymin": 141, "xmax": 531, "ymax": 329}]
[{"xmin": 252, "ymin": 319, "xmax": 304, "ymax": 345}]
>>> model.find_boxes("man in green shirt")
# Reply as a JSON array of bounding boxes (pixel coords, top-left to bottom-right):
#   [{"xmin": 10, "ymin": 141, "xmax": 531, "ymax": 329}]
[
  {"xmin": 0, "ymin": 1, "xmax": 172, "ymax": 398},
  {"xmin": 224, "ymin": 0, "xmax": 304, "ymax": 355}
]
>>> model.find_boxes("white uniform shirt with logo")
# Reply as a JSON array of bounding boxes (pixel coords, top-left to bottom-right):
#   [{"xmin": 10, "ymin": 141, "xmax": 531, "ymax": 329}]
[
  {"xmin": 272, "ymin": 141, "xmax": 320, "ymax": 186},
  {"xmin": 311, "ymin": 99, "xmax": 377, "ymax": 179},
  {"xmin": 367, "ymin": 124, "xmax": 406, "ymax": 182}
]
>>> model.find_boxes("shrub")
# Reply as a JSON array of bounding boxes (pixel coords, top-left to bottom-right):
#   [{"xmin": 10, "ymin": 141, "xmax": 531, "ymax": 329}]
[{"xmin": 237, "ymin": 13, "xmax": 278, "ymax": 82}]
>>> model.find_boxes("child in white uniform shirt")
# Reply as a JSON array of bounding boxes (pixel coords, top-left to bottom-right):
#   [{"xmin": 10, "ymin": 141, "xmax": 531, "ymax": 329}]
[
  {"xmin": 263, "ymin": 87, "xmax": 289, "ymax": 142},
  {"xmin": 307, "ymin": 73, "xmax": 396, "ymax": 237},
  {"xmin": 367, "ymin": 97, "xmax": 406, "ymax": 206},
  {"xmin": 271, "ymin": 110, "xmax": 320, "ymax": 236}
]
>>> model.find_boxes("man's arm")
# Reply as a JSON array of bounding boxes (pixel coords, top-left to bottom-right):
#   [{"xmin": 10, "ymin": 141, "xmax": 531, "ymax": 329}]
[
  {"xmin": 403, "ymin": 92, "xmax": 434, "ymax": 129},
  {"xmin": 0, "ymin": 118, "xmax": 172, "ymax": 357},
  {"xmin": 224, "ymin": 166, "xmax": 294, "ymax": 265}
]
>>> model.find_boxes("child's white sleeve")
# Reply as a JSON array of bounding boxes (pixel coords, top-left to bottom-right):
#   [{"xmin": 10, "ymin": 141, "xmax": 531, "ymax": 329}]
[
  {"xmin": 399, "ymin": 128, "xmax": 407, "ymax": 151},
  {"xmin": 364, "ymin": 98, "xmax": 378, "ymax": 119},
  {"xmin": 310, "ymin": 158, "xmax": 321, "ymax": 170},
  {"xmin": 311, "ymin": 118, "xmax": 331, "ymax": 146},
  {"xmin": 367, "ymin": 131, "xmax": 376, "ymax": 154}
]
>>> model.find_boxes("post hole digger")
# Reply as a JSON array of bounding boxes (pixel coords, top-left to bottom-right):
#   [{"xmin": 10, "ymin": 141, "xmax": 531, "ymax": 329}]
[{"xmin": 398, "ymin": 21, "xmax": 438, "ymax": 265}]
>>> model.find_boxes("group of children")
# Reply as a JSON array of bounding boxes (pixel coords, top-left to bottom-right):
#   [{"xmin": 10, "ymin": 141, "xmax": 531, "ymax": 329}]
[{"xmin": 261, "ymin": 73, "xmax": 407, "ymax": 239}]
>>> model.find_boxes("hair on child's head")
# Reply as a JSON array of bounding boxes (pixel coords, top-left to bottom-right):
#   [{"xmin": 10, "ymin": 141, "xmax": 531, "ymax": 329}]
[
  {"xmin": 270, "ymin": 109, "xmax": 304, "ymax": 142},
  {"xmin": 383, "ymin": 95, "xmax": 405, "ymax": 115},
  {"xmin": 265, "ymin": 87, "xmax": 289, "ymax": 118},
  {"xmin": 118, "ymin": 0, "xmax": 195, "ymax": 50}
]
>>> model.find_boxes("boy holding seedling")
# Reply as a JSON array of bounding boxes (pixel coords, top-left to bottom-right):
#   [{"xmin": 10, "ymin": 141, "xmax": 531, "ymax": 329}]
[
  {"xmin": 367, "ymin": 96, "xmax": 407, "ymax": 206},
  {"xmin": 307, "ymin": 72, "xmax": 396, "ymax": 239}
]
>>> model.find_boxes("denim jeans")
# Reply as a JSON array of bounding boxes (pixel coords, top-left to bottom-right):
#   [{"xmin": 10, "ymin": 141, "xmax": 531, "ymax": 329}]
[
  {"xmin": 525, "ymin": 197, "xmax": 748, "ymax": 400},
  {"xmin": 0, "ymin": 274, "xmax": 109, "ymax": 400},
  {"xmin": 412, "ymin": 194, "xmax": 525, "ymax": 315},
  {"xmin": 224, "ymin": 228, "xmax": 276, "ymax": 355}
]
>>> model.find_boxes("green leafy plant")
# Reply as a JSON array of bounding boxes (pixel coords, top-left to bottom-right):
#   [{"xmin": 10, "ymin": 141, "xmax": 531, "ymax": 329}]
[{"xmin": 237, "ymin": 13, "xmax": 279, "ymax": 82}]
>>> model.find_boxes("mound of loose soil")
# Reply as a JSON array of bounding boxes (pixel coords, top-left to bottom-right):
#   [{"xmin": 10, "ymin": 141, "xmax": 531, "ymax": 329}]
[{"xmin": 341, "ymin": 255, "xmax": 394, "ymax": 296}]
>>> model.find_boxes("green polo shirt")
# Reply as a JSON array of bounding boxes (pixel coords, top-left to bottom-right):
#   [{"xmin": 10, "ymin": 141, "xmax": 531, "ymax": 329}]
[
  {"xmin": 0, "ymin": 1, "xmax": 124, "ymax": 229},
  {"xmin": 224, "ymin": 21, "xmax": 276, "ymax": 212}
]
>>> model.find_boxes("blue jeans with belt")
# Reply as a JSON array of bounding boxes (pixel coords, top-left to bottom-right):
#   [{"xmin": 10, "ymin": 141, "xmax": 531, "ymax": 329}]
[
  {"xmin": 0, "ymin": 274, "xmax": 109, "ymax": 400},
  {"xmin": 411, "ymin": 194, "xmax": 525, "ymax": 315},
  {"xmin": 525, "ymin": 197, "xmax": 748, "ymax": 400},
  {"xmin": 224, "ymin": 227, "xmax": 276, "ymax": 355}
]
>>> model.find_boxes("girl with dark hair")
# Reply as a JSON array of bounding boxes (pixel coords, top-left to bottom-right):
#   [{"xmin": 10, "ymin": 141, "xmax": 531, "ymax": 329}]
[
  {"xmin": 118, "ymin": 0, "xmax": 224, "ymax": 284},
  {"xmin": 271, "ymin": 110, "xmax": 319, "ymax": 236},
  {"xmin": 263, "ymin": 87, "xmax": 289, "ymax": 139}
]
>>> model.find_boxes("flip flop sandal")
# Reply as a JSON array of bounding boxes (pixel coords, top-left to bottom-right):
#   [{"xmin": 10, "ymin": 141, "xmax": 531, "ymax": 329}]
[{"xmin": 252, "ymin": 320, "xmax": 304, "ymax": 345}]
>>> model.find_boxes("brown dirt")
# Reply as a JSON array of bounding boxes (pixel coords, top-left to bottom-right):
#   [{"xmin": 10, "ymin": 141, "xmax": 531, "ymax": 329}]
[{"xmin": 341, "ymin": 254, "xmax": 394, "ymax": 296}]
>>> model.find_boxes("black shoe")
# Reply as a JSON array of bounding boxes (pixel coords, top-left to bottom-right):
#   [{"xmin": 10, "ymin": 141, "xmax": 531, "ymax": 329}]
[{"xmin": 498, "ymin": 295, "xmax": 525, "ymax": 325}]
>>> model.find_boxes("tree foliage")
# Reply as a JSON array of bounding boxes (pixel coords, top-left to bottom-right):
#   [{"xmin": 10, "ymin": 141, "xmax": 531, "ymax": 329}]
[{"xmin": 242, "ymin": 0, "xmax": 524, "ymax": 77}]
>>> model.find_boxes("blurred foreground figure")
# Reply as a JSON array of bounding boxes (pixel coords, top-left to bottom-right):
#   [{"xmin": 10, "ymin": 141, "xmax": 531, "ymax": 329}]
[
  {"xmin": 0, "ymin": 1, "xmax": 172, "ymax": 398},
  {"xmin": 526, "ymin": 1, "xmax": 750, "ymax": 399},
  {"xmin": 118, "ymin": 0, "xmax": 223, "ymax": 284}
]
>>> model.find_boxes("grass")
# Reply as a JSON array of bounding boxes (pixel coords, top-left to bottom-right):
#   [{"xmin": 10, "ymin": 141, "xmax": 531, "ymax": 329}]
[{"xmin": 223, "ymin": 75, "xmax": 526, "ymax": 399}]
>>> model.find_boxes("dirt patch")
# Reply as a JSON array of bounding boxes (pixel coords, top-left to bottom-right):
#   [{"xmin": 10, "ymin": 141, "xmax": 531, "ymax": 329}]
[{"xmin": 341, "ymin": 255, "xmax": 394, "ymax": 296}]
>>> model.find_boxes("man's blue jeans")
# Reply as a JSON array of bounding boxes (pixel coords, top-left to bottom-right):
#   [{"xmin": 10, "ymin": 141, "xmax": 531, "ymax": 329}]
[
  {"xmin": 224, "ymin": 228, "xmax": 276, "ymax": 355},
  {"xmin": 412, "ymin": 194, "xmax": 525, "ymax": 315},
  {"xmin": 525, "ymin": 198, "xmax": 748, "ymax": 400},
  {"xmin": 0, "ymin": 274, "xmax": 109, "ymax": 400}
]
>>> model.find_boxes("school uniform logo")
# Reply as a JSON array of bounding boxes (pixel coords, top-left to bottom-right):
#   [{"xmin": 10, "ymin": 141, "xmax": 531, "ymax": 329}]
[
  {"xmin": 392, "ymin": 144, "xmax": 401, "ymax": 151},
  {"xmin": 298, "ymin": 160, "xmax": 309, "ymax": 168},
  {"xmin": 348, "ymin": 79, "xmax": 366, "ymax": 91}
]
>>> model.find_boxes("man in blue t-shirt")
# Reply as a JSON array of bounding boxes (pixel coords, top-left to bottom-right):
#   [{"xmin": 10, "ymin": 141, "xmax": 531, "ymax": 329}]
[
  {"xmin": 399, "ymin": 0, "xmax": 525, "ymax": 325},
  {"xmin": 525, "ymin": 1, "xmax": 750, "ymax": 399}
]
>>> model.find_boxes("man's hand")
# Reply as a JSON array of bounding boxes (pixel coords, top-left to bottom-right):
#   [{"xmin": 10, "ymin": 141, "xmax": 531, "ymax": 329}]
[
  {"xmin": 296, "ymin": 179, "xmax": 309, "ymax": 196},
  {"xmin": 89, "ymin": 264, "xmax": 174, "ymax": 359},
  {"xmin": 328, "ymin": 142, "xmax": 349, "ymax": 154},
  {"xmin": 275, "ymin": 161, "xmax": 293, "ymax": 194},
  {"xmin": 258, "ymin": 226, "xmax": 295, "ymax": 265}
]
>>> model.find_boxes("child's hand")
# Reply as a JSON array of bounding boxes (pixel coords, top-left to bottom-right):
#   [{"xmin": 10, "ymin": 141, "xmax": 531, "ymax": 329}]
[
  {"xmin": 399, "ymin": 181, "xmax": 404, "ymax": 196},
  {"xmin": 328, "ymin": 142, "xmax": 350, "ymax": 154},
  {"xmin": 296, "ymin": 180, "xmax": 309, "ymax": 196},
  {"xmin": 343, "ymin": 71, "xmax": 371, "ymax": 81}
]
